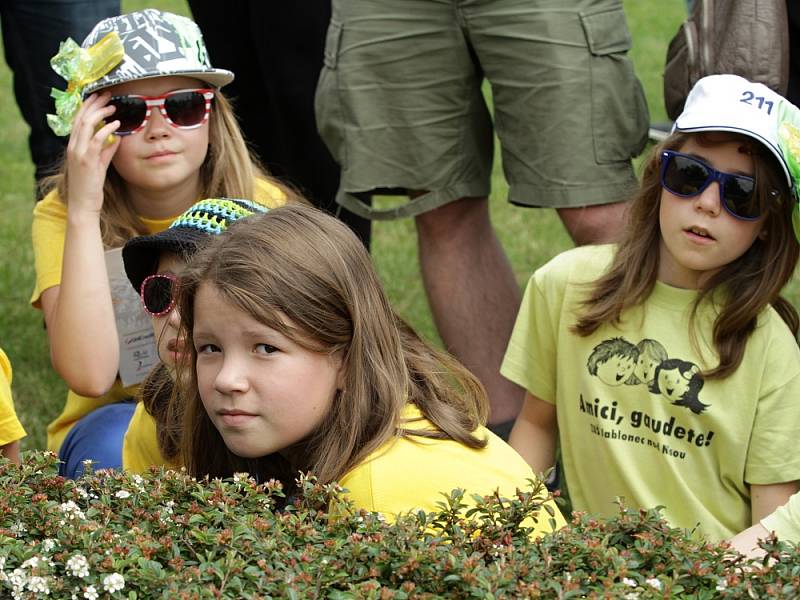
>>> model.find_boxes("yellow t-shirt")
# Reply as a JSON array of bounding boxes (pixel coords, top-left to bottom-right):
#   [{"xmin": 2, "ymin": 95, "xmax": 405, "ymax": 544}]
[
  {"xmin": 501, "ymin": 244, "xmax": 800, "ymax": 541},
  {"xmin": 31, "ymin": 179, "xmax": 287, "ymax": 454},
  {"xmin": 0, "ymin": 348, "xmax": 27, "ymax": 447},
  {"xmin": 123, "ymin": 401, "xmax": 180, "ymax": 473},
  {"xmin": 339, "ymin": 404, "xmax": 566, "ymax": 538}
]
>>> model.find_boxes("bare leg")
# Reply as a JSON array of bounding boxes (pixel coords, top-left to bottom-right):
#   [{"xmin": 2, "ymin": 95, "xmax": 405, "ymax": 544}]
[
  {"xmin": 416, "ymin": 197, "xmax": 524, "ymax": 427},
  {"xmin": 557, "ymin": 201, "xmax": 627, "ymax": 245}
]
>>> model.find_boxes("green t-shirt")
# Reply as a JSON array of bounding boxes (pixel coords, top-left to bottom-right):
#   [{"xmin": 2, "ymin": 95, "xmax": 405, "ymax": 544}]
[{"xmin": 502, "ymin": 245, "xmax": 800, "ymax": 541}]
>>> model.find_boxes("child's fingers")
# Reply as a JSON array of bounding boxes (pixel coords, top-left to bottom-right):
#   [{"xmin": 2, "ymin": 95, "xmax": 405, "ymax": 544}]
[{"xmin": 96, "ymin": 120, "xmax": 122, "ymax": 160}]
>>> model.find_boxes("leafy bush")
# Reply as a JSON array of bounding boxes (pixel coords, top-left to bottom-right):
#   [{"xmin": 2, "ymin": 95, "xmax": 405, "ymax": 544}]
[{"xmin": 1, "ymin": 452, "xmax": 798, "ymax": 599}]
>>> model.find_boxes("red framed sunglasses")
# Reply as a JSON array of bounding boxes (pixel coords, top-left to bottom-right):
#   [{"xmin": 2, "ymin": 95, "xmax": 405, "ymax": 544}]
[
  {"xmin": 106, "ymin": 88, "xmax": 214, "ymax": 136},
  {"xmin": 140, "ymin": 273, "xmax": 179, "ymax": 317}
]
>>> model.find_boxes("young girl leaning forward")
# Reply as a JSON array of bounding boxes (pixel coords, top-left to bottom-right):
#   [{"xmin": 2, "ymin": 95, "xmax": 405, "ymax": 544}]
[
  {"xmin": 503, "ymin": 74, "xmax": 800, "ymax": 541},
  {"xmin": 174, "ymin": 204, "xmax": 565, "ymax": 533},
  {"xmin": 31, "ymin": 9, "xmax": 293, "ymax": 478},
  {"xmin": 120, "ymin": 198, "xmax": 269, "ymax": 471}
]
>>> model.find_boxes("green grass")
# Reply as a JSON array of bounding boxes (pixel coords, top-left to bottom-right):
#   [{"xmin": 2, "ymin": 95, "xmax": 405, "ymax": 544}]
[{"xmin": 1, "ymin": 2, "xmax": 690, "ymax": 450}]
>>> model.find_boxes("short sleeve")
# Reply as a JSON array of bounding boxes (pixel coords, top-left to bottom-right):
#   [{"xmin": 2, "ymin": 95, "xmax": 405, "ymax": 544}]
[
  {"xmin": 501, "ymin": 250, "xmax": 580, "ymax": 404},
  {"xmin": 0, "ymin": 349, "xmax": 26, "ymax": 446},
  {"xmin": 745, "ymin": 326, "xmax": 800, "ymax": 485},
  {"xmin": 31, "ymin": 189, "xmax": 68, "ymax": 307}
]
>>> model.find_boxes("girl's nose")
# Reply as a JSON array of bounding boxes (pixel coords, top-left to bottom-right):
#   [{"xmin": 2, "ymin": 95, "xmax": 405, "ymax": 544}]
[
  {"xmin": 167, "ymin": 307, "xmax": 181, "ymax": 328},
  {"xmin": 693, "ymin": 181, "xmax": 722, "ymax": 217},
  {"xmin": 145, "ymin": 106, "xmax": 171, "ymax": 139},
  {"xmin": 213, "ymin": 357, "xmax": 250, "ymax": 395}
]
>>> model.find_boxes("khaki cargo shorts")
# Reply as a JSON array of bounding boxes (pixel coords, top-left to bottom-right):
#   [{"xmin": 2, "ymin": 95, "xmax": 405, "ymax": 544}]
[{"xmin": 316, "ymin": 0, "xmax": 650, "ymax": 220}]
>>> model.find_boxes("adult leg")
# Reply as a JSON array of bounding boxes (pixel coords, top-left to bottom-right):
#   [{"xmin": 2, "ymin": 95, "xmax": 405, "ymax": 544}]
[
  {"xmin": 416, "ymin": 197, "xmax": 524, "ymax": 430},
  {"xmin": 1, "ymin": 0, "xmax": 119, "ymax": 197},
  {"xmin": 557, "ymin": 201, "xmax": 628, "ymax": 246}
]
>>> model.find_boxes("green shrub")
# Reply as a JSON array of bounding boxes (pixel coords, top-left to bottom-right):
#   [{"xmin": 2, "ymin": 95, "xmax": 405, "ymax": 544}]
[{"xmin": 1, "ymin": 452, "xmax": 798, "ymax": 599}]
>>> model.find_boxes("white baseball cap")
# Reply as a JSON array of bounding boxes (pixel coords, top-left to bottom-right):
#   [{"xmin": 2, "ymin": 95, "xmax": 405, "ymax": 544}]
[{"xmin": 673, "ymin": 74, "xmax": 800, "ymax": 196}]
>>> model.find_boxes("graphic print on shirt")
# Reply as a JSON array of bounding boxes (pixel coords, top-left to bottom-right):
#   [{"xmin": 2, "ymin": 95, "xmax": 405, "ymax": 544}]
[
  {"xmin": 586, "ymin": 337, "xmax": 708, "ymax": 414},
  {"xmin": 580, "ymin": 336, "xmax": 715, "ymax": 462}
]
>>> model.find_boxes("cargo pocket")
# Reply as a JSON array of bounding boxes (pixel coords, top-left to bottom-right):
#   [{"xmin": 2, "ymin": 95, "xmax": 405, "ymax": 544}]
[
  {"xmin": 315, "ymin": 19, "xmax": 347, "ymax": 168},
  {"xmin": 580, "ymin": 6, "xmax": 649, "ymax": 164}
]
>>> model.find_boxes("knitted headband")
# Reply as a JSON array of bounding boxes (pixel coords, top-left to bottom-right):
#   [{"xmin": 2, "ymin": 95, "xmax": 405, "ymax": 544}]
[{"xmin": 122, "ymin": 197, "xmax": 268, "ymax": 294}]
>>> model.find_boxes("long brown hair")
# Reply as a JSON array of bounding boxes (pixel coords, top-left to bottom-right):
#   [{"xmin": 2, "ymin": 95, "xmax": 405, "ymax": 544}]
[
  {"xmin": 573, "ymin": 132, "xmax": 799, "ymax": 378},
  {"xmin": 175, "ymin": 205, "xmax": 488, "ymax": 483},
  {"xmin": 44, "ymin": 87, "xmax": 294, "ymax": 247}
]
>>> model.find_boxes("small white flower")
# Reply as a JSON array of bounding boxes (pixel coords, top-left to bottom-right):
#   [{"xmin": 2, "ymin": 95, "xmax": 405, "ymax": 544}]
[
  {"xmin": 42, "ymin": 539, "xmax": 57, "ymax": 553},
  {"xmin": 9, "ymin": 567, "xmax": 27, "ymax": 590},
  {"xmin": 114, "ymin": 490, "xmax": 131, "ymax": 499},
  {"xmin": 233, "ymin": 472, "xmax": 248, "ymax": 483},
  {"xmin": 66, "ymin": 554, "xmax": 89, "ymax": 579},
  {"xmin": 132, "ymin": 474, "xmax": 144, "ymax": 487},
  {"xmin": 74, "ymin": 487, "xmax": 88, "ymax": 499},
  {"xmin": 622, "ymin": 577, "xmax": 637, "ymax": 587},
  {"xmin": 646, "ymin": 577, "xmax": 662, "ymax": 590},
  {"xmin": 27, "ymin": 575, "xmax": 50, "ymax": 595},
  {"xmin": 83, "ymin": 584, "xmax": 98, "ymax": 600},
  {"xmin": 9, "ymin": 522, "xmax": 26, "ymax": 535},
  {"xmin": 716, "ymin": 578, "xmax": 728, "ymax": 591},
  {"xmin": 103, "ymin": 573, "xmax": 125, "ymax": 594},
  {"xmin": 59, "ymin": 501, "xmax": 86, "ymax": 521}
]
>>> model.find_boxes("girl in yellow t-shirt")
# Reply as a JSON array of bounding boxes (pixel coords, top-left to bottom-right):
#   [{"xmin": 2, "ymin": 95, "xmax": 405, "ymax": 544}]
[
  {"xmin": 174, "ymin": 204, "xmax": 565, "ymax": 535},
  {"xmin": 0, "ymin": 349, "xmax": 26, "ymax": 463},
  {"xmin": 32, "ymin": 9, "xmax": 293, "ymax": 478},
  {"xmin": 503, "ymin": 75, "xmax": 800, "ymax": 540},
  {"xmin": 119, "ymin": 198, "xmax": 270, "ymax": 472}
]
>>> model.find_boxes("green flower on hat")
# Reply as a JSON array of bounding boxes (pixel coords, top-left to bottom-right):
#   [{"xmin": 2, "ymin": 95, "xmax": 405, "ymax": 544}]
[
  {"xmin": 46, "ymin": 32, "xmax": 124, "ymax": 136},
  {"xmin": 778, "ymin": 102, "xmax": 800, "ymax": 240}
]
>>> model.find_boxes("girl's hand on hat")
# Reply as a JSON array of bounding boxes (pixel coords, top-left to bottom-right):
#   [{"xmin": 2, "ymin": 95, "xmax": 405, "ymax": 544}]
[{"xmin": 65, "ymin": 92, "xmax": 121, "ymax": 217}]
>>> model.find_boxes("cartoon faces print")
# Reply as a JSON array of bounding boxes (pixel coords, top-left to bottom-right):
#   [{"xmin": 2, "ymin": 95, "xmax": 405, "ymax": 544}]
[
  {"xmin": 587, "ymin": 336, "xmax": 708, "ymax": 414},
  {"xmin": 586, "ymin": 337, "xmax": 638, "ymax": 386},
  {"xmin": 650, "ymin": 358, "xmax": 709, "ymax": 414},
  {"xmin": 631, "ymin": 339, "xmax": 668, "ymax": 385}
]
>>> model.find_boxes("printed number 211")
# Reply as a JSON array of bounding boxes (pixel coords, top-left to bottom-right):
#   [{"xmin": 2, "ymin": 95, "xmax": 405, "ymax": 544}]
[{"xmin": 740, "ymin": 90, "xmax": 774, "ymax": 114}]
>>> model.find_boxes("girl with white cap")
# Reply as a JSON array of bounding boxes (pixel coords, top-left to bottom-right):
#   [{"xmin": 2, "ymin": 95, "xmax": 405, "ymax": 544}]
[
  {"xmin": 503, "ymin": 74, "xmax": 800, "ymax": 541},
  {"xmin": 31, "ymin": 9, "xmax": 294, "ymax": 478}
]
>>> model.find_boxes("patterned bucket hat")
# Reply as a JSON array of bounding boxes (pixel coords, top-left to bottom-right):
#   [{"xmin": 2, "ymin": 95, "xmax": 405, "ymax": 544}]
[
  {"xmin": 122, "ymin": 198, "xmax": 267, "ymax": 294},
  {"xmin": 81, "ymin": 9, "xmax": 233, "ymax": 96}
]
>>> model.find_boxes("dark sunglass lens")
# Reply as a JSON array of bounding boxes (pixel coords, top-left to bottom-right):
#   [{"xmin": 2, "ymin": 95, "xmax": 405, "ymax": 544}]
[
  {"xmin": 723, "ymin": 176, "xmax": 759, "ymax": 219},
  {"xmin": 142, "ymin": 277, "xmax": 175, "ymax": 314},
  {"xmin": 165, "ymin": 91, "xmax": 207, "ymax": 127},
  {"xmin": 665, "ymin": 155, "xmax": 710, "ymax": 196},
  {"xmin": 108, "ymin": 96, "xmax": 147, "ymax": 133}
]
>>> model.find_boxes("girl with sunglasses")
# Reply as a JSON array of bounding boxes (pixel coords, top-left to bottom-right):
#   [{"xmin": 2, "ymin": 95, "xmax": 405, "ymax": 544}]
[
  {"xmin": 173, "ymin": 203, "xmax": 565, "ymax": 531},
  {"xmin": 30, "ymin": 10, "xmax": 295, "ymax": 478},
  {"xmin": 119, "ymin": 198, "xmax": 269, "ymax": 473},
  {"xmin": 502, "ymin": 74, "xmax": 800, "ymax": 541}
]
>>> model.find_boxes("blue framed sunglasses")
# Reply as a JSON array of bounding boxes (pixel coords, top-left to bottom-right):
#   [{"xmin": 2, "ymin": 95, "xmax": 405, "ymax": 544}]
[{"xmin": 659, "ymin": 150, "xmax": 760, "ymax": 221}]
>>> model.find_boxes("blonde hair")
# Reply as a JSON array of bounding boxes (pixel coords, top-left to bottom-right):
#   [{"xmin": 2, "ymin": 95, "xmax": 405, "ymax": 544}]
[
  {"xmin": 175, "ymin": 205, "xmax": 488, "ymax": 483},
  {"xmin": 574, "ymin": 132, "xmax": 799, "ymax": 378},
  {"xmin": 44, "ymin": 87, "xmax": 297, "ymax": 247}
]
